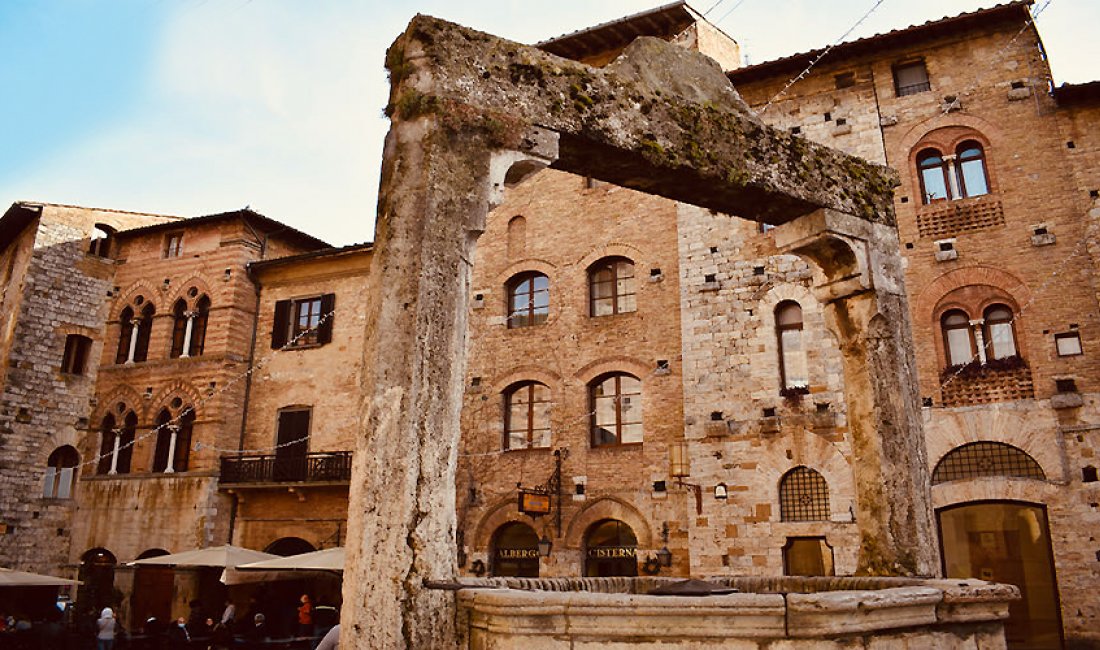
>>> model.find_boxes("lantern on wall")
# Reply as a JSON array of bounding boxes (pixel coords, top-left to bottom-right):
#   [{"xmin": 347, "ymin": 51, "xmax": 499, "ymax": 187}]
[{"xmin": 669, "ymin": 441, "xmax": 690, "ymax": 478}]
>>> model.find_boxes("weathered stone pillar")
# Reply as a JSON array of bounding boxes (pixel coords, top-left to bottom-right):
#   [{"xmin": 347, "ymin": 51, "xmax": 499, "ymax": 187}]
[
  {"xmin": 775, "ymin": 209, "xmax": 938, "ymax": 577},
  {"xmin": 341, "ymin": 27, "xmax": 558, "ymax": 648}
]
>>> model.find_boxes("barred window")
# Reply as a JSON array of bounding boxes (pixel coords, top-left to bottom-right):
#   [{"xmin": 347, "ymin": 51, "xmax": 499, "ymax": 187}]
[
  {"xmin": 779, "ymin": 466, "xmax": 830, "ymax": 522},
  {"xmin": 932, "ymin": 441, "xmax": 1045, "ymax": 484}
]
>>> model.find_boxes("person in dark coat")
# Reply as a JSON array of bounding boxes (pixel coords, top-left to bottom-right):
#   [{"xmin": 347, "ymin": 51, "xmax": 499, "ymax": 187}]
[
  {"xmin": 244, "ymin": 613, "xmax": 269, "ymax": 649},
  {"xmin": 165, "ymin": 616, "xmax": 192, "ymax": 649}
]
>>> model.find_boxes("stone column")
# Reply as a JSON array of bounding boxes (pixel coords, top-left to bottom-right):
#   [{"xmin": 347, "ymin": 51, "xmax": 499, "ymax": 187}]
[
  {"xmin": 340, "ymin": 80, "xmax": 557, "ymax": 645},
  {"xmin": 775, "ymin": 209, "xmax": 938, "ymax": 577},
  {"xmin": 180, "ymin": 312, "xmax": 196, "ymax": 358},
  {"xmin": 970, "ymin": 319, "xmax": 987, "ymax": 364},
  {"xmin": 108, "ymin": 432, "xmax": 121, "ymax": 475},
  {"xmin": 164, "ymin": 425, "xmax": 179, "ymax": 473},
  {"xmin": 125, "ymin": 318, "xmax": 141, "ymax": 364}
]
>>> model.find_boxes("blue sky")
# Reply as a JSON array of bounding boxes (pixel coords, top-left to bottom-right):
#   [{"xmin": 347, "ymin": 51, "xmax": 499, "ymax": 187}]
[{"xmin": 1, "ymin": 0, "xmax": 1096, "ymax": 245}]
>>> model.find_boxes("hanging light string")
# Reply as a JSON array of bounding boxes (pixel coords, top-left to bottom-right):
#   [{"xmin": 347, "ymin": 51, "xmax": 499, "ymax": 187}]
[
  {"xmin": 76, "ymin": 310, "xmax": 335, "ymax": 472},
  {"xmin": 760, "ymin": 0, "xmax": 888, "ymax": 114}
]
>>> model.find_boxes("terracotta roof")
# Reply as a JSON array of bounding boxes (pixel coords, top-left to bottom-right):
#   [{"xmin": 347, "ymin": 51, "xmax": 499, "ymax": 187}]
[
  {"xmin": 538, "ymin": 1, "xmax": 708, "ymax": 61},
  {"xmin": 248, "ymin": 242, "xmax": 373, "ymax": 272},
  {"xmin": 727, "ymin": 1, "xmax": 1033, "ymax": 85},
  {"xmin": 116, "ymin": 208, "xmax": 330, "ymax": 250},
  {"xmin": 1054, "ymin": 81, "xmax": 1100, "ymax": 105}
]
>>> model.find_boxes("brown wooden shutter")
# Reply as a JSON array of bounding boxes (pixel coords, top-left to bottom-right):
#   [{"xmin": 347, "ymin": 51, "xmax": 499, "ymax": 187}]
[
  {"xmin": 318, "ymin": 293, "xmax": 336, "ymax": 345},
  {"xmin": 271, "ymin": 299, "xmax": 291, "ymax": 349}
]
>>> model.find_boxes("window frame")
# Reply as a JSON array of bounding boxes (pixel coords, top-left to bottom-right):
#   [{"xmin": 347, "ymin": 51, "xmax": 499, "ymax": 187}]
[
  {"xmin": 778, "ymin": 466, "xmax": 831, "ymax": 522},
  {"xmin": 61, "ymin": 334, "xmax": 92, "ymax": 375},
  {"xmin": 775, "ymin": 301, "xmax": 808, "ymax": 391},
  {"xmin": 982, "ymin": 304, "xmax": 1018, "ymax": 360},
  {"xmin": 1055, "ymin": 332, "xmax": 1083, "ymax": 357},
  {"xmin": 43, "ymin": 446, "xmax": 79, "ymax": 499},
  {"xmin": 893, "ymin": 59, "xmax": 930, "ymax": 97},
  {"xmin": 506, "ymin": 272, "xmax": 550, "ymax": 329},
  {"xmin": 503, "ymin": 381, "xmax": 552, "ymax": 451},
  {"xmin": 588, "ymin": 257, "xmax": 637, "ymax": 318},
  {"xmin": 941, "ymin": 309, "xmax": 975, "ymax": 366},
  {"xmin": 87, "ymin": 224, "xmax": 115, "ymax": 258},
  {"xmin": 163, "ymin": 232, "xmax": 184, "ymax": 258},
  {"xmin": 917, "ymin": 148, "xmax": 952, "ymax": 204},
  {"xmin": 589, "ymin": 372, "xmax": 643, "ymax": 448},
  {"xmin": 955, "ymin": 140, "xmax": 990, "ymax": 199},
  {"xmin": 272, "ymin": 294, "xmax": 335, "ymax": 349}
]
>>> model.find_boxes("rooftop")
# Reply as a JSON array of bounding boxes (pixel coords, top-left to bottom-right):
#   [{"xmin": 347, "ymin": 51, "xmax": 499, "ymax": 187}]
[
  {"xmin": 538, "ymin": 1, "xmax": 717, "ymax": 62},
  {"xmin": 116, "ymin": 208, "xmax": 330, "ymax": 250}
]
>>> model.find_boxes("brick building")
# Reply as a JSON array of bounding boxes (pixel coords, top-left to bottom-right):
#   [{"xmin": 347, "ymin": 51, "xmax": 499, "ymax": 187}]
[{"xmin": 1, "ymin": 2, "xmax": 1098, "ymax": 648}]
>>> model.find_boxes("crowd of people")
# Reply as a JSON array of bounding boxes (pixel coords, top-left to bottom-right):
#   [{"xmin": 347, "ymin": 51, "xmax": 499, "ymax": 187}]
[{"xmin": 0, "ymin": 593, "xmax": 340, "ymax": 649}]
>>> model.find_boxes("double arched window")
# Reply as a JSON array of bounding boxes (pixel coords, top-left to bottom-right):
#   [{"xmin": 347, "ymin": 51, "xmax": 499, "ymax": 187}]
[
  {"xmin": 152, "ymin": 405, "xmax": 195, "ymax": 473},
  {"xmin": 776, "ymin": 301, "xmax": 808, "ymax": 391},
  {"xmin": 97, "ymin": 410, "xmax": 137, "ymax": 475},
  {"xmin": 917, "ymin": 140, "xmax": 990, "ymax": 204},
  {"xmin": 940, "ymin": 303, "xmax": 1018, "ymax": 366},
  {"xmin": 170, "ymin": 294, "xmax": 210, "ymax": 358},
  {"xmin": 116, "ymin": 300, "xmax": 155, "ymax": 364},
  {"xmin": 506, "ymin": 272, "xmax": 549, "ymax": 328},
  {"xmin": 43, "ymin": 446, "xmax": 79, "ymax": 499},
  {"xmin": 590, "ymin": 373, "xmax": 642, "ymax": 446},
  {"xmin": 779, "ymin": 466, "xmax": 830, "ymax": 522},
  {"xmin": 588, "ymin": 257, "xmax": 636, "ymax": 317},
  {"xmin": 504, "ymin": 382, "xmax": 551, "ymax": 450}
]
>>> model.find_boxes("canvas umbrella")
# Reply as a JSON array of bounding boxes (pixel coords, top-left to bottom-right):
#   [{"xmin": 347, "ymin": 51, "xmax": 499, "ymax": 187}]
[
  {"xmin": 236, "ymin": 547, "xmax": 344, "ymax": 572},
  {"xmin": 128, "ymin": 545, "xmax": 278, "ymax": 569},
  {"xmin": 0, "ymin": 568, "xmax": 79, "ymax": 587}
]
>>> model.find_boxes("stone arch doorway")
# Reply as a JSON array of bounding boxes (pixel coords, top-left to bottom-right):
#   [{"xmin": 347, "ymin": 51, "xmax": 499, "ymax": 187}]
[
  {"xmin": 265, "ymin": 537, "xmax": 316, "ymax": 557},
  {"xmin": 489, "ymin": 522, "xmax": 540, "ymax": 577},
  {"xmin": 131, "ymin": 549, "xmax": 172, "ymax": 627},
  {"xmin": 583, "ymin": 519, "xmax": 638, "ymax": 577},
  {"xmin": 79, "ymin": 548, "xmax": 117, "ymax": 612},
  {"xmin": 937, "ymin": 501, "xmax": 1062, "ymax": 649}
]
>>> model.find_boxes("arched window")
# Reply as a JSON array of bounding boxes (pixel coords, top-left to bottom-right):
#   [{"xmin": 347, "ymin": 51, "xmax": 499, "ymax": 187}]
[
  {"xmin": 588, "ymin": 257, "xmax": 636, "ymax": 317},
  {"xmin": 917, "ymin": 148, "xmax": 951, "ymax": 203},
  {"xmin": 507, "ymin": 215, "xmax": 526, "ymax": 258},
  {"xmin": 983, "ymin": 304, "xmax": 1017, "ymax": 360},
  {"xmin": 190, "ymin": 296, "xmax": 210, "ymax": 356},
  {"xmin": 931, "ymin": 441, "xmax": 1045, "ymax": 484},
  {"xmin": 154, "ymin": 407, "xmax": 195, "ymax": 473},
  {"xmin": 88, "ymin": 224, "xmax": 115, "ymax": 258},
  {"xmin": 170, "ymin": 300, "xmax": 188, "ymax": 358},
  {"xmin": 583, "ymin": 519, "xmax": 638, "ymax": 577},
  {"xmin": 42, "ymin": 446, "xmax": 79, "ymax": 499},
  {"xmin": 779, "ymin": 466, "xmax": 830, "ymax": 522},
  {"xmin": 507, "ymin": 273, "xmax": 549, "ymax": 328},
  {"xmin": 941, "ymin": 310, "xmax": 974, "ymax": 366},
  {"xmin": 504, "ymin": 382, "xmax": 551, "ymax": 450},
  {"xmin": 115, "ymin": 307, "xmax": 135, "ymax": 364},
  {"xmin": 490, "ymin": 522, "xmax": 540, "ymax": 577},
  {"xmin": 590, "ymin": 373, "xmax": 642, "ymax": 446},
  {"xmin": 776, "ymin": 301, "xmax": 808, "ymax": 390},
  {"xmin": 134, "ymin": 303, "xmax": 155, "ymax": 362},
  {"xmin": 956, "ymin": 141, "xmax": 989, "ymax": 198},
  {"xmin": 97, "ymin": 411, "xmax": 136, "ymax": 476}
]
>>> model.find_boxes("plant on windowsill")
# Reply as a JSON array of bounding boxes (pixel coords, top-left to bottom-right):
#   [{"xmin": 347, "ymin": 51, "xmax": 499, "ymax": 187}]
[
  {"xmin": 780, "ymin": 385, "xmax": 810, "ymax": 402},
  {"xmin": 940, "ymin": 355, "xmax": 1027, "ymax": 381}
]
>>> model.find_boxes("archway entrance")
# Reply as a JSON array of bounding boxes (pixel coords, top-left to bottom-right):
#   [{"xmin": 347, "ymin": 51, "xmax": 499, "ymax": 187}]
[
  {"xmin": 583, "ymin": 519, "xmax": 637, "ymax": 577},
  {"xmin": 79, "ymin": 548, "xmax": 117, "ymax": 612},
  {"xmin": 265, "ymin": 537, "xmax": 316, "ymax": 557},
  {"xmin": 938, "ymin": 501, "xmax": 1062, "ymax": 649},
  {"xmin": 131, "ymin": 549, "xmax": 172, "ymax": 627},
  {"xmin": 490, "ymin": 522, "xmax": 540, "ymax": 577}
]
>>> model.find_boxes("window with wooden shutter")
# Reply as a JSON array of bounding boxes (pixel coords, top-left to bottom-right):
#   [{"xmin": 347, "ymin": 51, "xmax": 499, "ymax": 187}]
[
  {"xmin": 317, "ymin": 293, "xmax": 336, "ymax": 344},
  {"xmin": 271, "ymin": 299, "xmax": 291, "ymax": 349}
]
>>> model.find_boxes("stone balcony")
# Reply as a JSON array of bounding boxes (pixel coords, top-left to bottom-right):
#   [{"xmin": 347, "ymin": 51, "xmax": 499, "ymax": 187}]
[{"xmin": 939, "ymin": 362, "xmax": 1034, "ymax": 407}]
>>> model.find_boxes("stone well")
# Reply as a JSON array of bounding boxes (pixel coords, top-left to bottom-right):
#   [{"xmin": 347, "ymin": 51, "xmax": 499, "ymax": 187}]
[{"xmin": 456, "ymin": 577, "xmax": 1018, "ymax": 649}]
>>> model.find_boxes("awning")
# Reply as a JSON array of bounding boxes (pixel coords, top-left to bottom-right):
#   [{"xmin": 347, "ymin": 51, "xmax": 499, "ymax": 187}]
[
  {"xmin": 237, "ymin": 547, "xmax": 344, "ymax": 572},
  {"xmin": 0, "ymin": 568, "xmax": 80, "ymax": 587},
  {"xmin": 128, "ymin": 545, "xmax": 278, "ymax": 569}
]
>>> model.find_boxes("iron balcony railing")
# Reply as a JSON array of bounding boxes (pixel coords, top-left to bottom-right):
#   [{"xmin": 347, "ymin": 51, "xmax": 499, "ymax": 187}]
[{"xmin": 220, "ymin": 451, "xmax": 353, "ymax": 485}]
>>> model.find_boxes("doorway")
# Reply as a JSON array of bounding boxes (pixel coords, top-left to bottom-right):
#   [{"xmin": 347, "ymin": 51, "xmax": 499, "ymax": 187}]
[
  {"xmin": 937, "ymin": 501, "xmax": 1062, "ymax": 649},
  {"xmin": 583, "ymin": 519, "xmax": 638, "ymax": 577}
]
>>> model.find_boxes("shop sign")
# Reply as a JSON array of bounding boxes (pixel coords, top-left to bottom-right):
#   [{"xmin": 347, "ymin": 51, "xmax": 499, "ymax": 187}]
[
  {"xmin": 518, "ymin": 490, "xmax": 551, "ymax": 516},
  {"xmin": 586, "ymin": 546, "xmax": 637, "ymax": 559},
  {"xmin": 496, "ymin": 548, "xmax": 540, "ymax": 560}
]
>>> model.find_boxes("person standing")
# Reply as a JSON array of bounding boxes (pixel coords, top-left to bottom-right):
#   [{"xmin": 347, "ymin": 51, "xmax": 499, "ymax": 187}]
[
  {"xmin": 296, "ymin": 594, "xmax": 313, "ymax": 638},
  {"xmin": 95, "ymin": 608, "xmax": 117, "ymax": 650}
]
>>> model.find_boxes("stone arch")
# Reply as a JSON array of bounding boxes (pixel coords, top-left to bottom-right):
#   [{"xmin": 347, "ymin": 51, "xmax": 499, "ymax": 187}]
[
  {"xmin": 489, "ymin": 365, "xmax": 563, "ymax": 392},
  {"xmin": 914, "ymin": 266, "xmax": 1030, "ymax": 327},
  {"xmin": 494, "ymin": 258, "xmax": 558, "ymax": 288},
  {"xmin": 265, "ymin": 537, "xmax": 317, "ymax": 556},
  {"xmin": 577, "ymin": 243, "xmax": 645, "ymax": 272},
  {"xmin": 564, "ymin": 497, "xmax": 652, "ymax": 550},
  {"xmin": 114, "ymin": 282, "xmax": 160, "ymax": 320},
  {"xmin": 472, "ymin": 497, "xmax": 548, "ymax": 550},
  {"xmin": 151, "ymin": 380, "xmax": 203, "ymax": 417},
  {"xmin": 756, "ymin": 428, "xmax": 855, "ymax": 521},
  {"xmin": 37, "ymin": 432, "xmax": 80, "ymax": 464},
  {"xmin": 897, "ymin": 113, "xmax": 1004, "ymax": 156},
  {"xmin": 930, "ymin": 479, "xmax": 1059, "ymax": 510},
  {"xmin": 923, "ymin": 407, "xmax": 1063, "ymax": 482},
  {"xmin": 94, "ymin": 386, "xmax": 147, "ymax": 423}
]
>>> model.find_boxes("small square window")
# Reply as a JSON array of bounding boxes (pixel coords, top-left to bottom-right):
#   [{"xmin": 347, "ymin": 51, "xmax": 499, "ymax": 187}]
[
  {"xmin": 163, "ymin": 232, "xmax": 184, "ymax": 258},
  {"xmin": 61, "ymin": 335, "xmax": 92, "ymax": 375},
  {"xmin": 893, "ymin": 60, "xmax": 930, "ymax": 97},
  {"xmin": 834, "ymin": 72, "xmax": 856, "ymax": 89},
  {"xmin": 1055, "ymin": 332, "xmax": 1083, "ymax": 357},
  {"xmin": 1055, "ymin": 378, "xmax": 1078, "ymax": 393}
]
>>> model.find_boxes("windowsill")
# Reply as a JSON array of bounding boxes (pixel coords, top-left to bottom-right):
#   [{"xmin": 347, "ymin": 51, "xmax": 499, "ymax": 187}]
[
  {"xmin": 102, "ymin": 354, "xmax": 229, "ymax": 370},
  {"xmin": 39, "ymin": 497, "xmax": 75, "ymax": 503},
  {"xmin": 503, "ymin": 446, "xmax": 553, "ymax": 453},
  {"xmin": 83, "ymin": 254, "xmax": 115, "ymax": 264},
  {"xmin": 587, "ymin": 310, "xmax": 639, "ymax": 322},
  {"xmin": 590, "ymin": 442, "xmax": 643, "ymax": 450},
  {"xmin": 505, "ymin": 322, "xmax": 549, "ymax": 332},
  {"xmin": 281, "ymin": 342, "xmax": 325, "ymax": 351},
  {"xmin": 83, "ymin": 470, "xmax": 218, "ymax": 481}
]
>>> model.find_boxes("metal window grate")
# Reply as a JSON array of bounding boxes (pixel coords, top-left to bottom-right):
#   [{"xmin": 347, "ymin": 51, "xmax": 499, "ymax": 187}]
[
  {"xmin": 779, "ymin": 467, "xmax": 830, "ymax": 522},
  {"xmin": 931, "ymin": 441, "xmax": 1045, "ymax": 484}
]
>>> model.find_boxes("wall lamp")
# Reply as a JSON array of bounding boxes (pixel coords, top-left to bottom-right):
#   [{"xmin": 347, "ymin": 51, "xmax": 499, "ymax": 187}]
[
  {"xmin": 669, "ymin": 442, "xmax": 703, "ymax": 515},
  {"xmin": 538, "ymin": 534, "xmax": 553, "ymax": 558}
]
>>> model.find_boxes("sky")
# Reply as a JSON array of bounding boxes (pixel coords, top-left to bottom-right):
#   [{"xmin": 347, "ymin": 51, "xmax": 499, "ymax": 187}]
[{"xmin": 1, "ymin": 0, "xmax": 1096, "ymax": 246}]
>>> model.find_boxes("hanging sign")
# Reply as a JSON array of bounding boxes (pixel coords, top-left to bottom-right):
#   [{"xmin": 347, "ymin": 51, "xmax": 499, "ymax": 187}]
[{"xmin": 518, "ymin": 490, "xmax": 551, "ymax": 516}]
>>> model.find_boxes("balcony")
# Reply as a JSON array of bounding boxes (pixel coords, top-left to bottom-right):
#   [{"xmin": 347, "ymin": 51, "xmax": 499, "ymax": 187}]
[
  {"xmin": 939, "ymin": 359, "xmax": 1034, "ymax": 407},
  {"xmin": 916, "ymin": 196, "xmax": 1004, "ymax": 239},
  {"xmin": 219, "ymin": 451, "xmax": 352, "ymax": 486}
]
